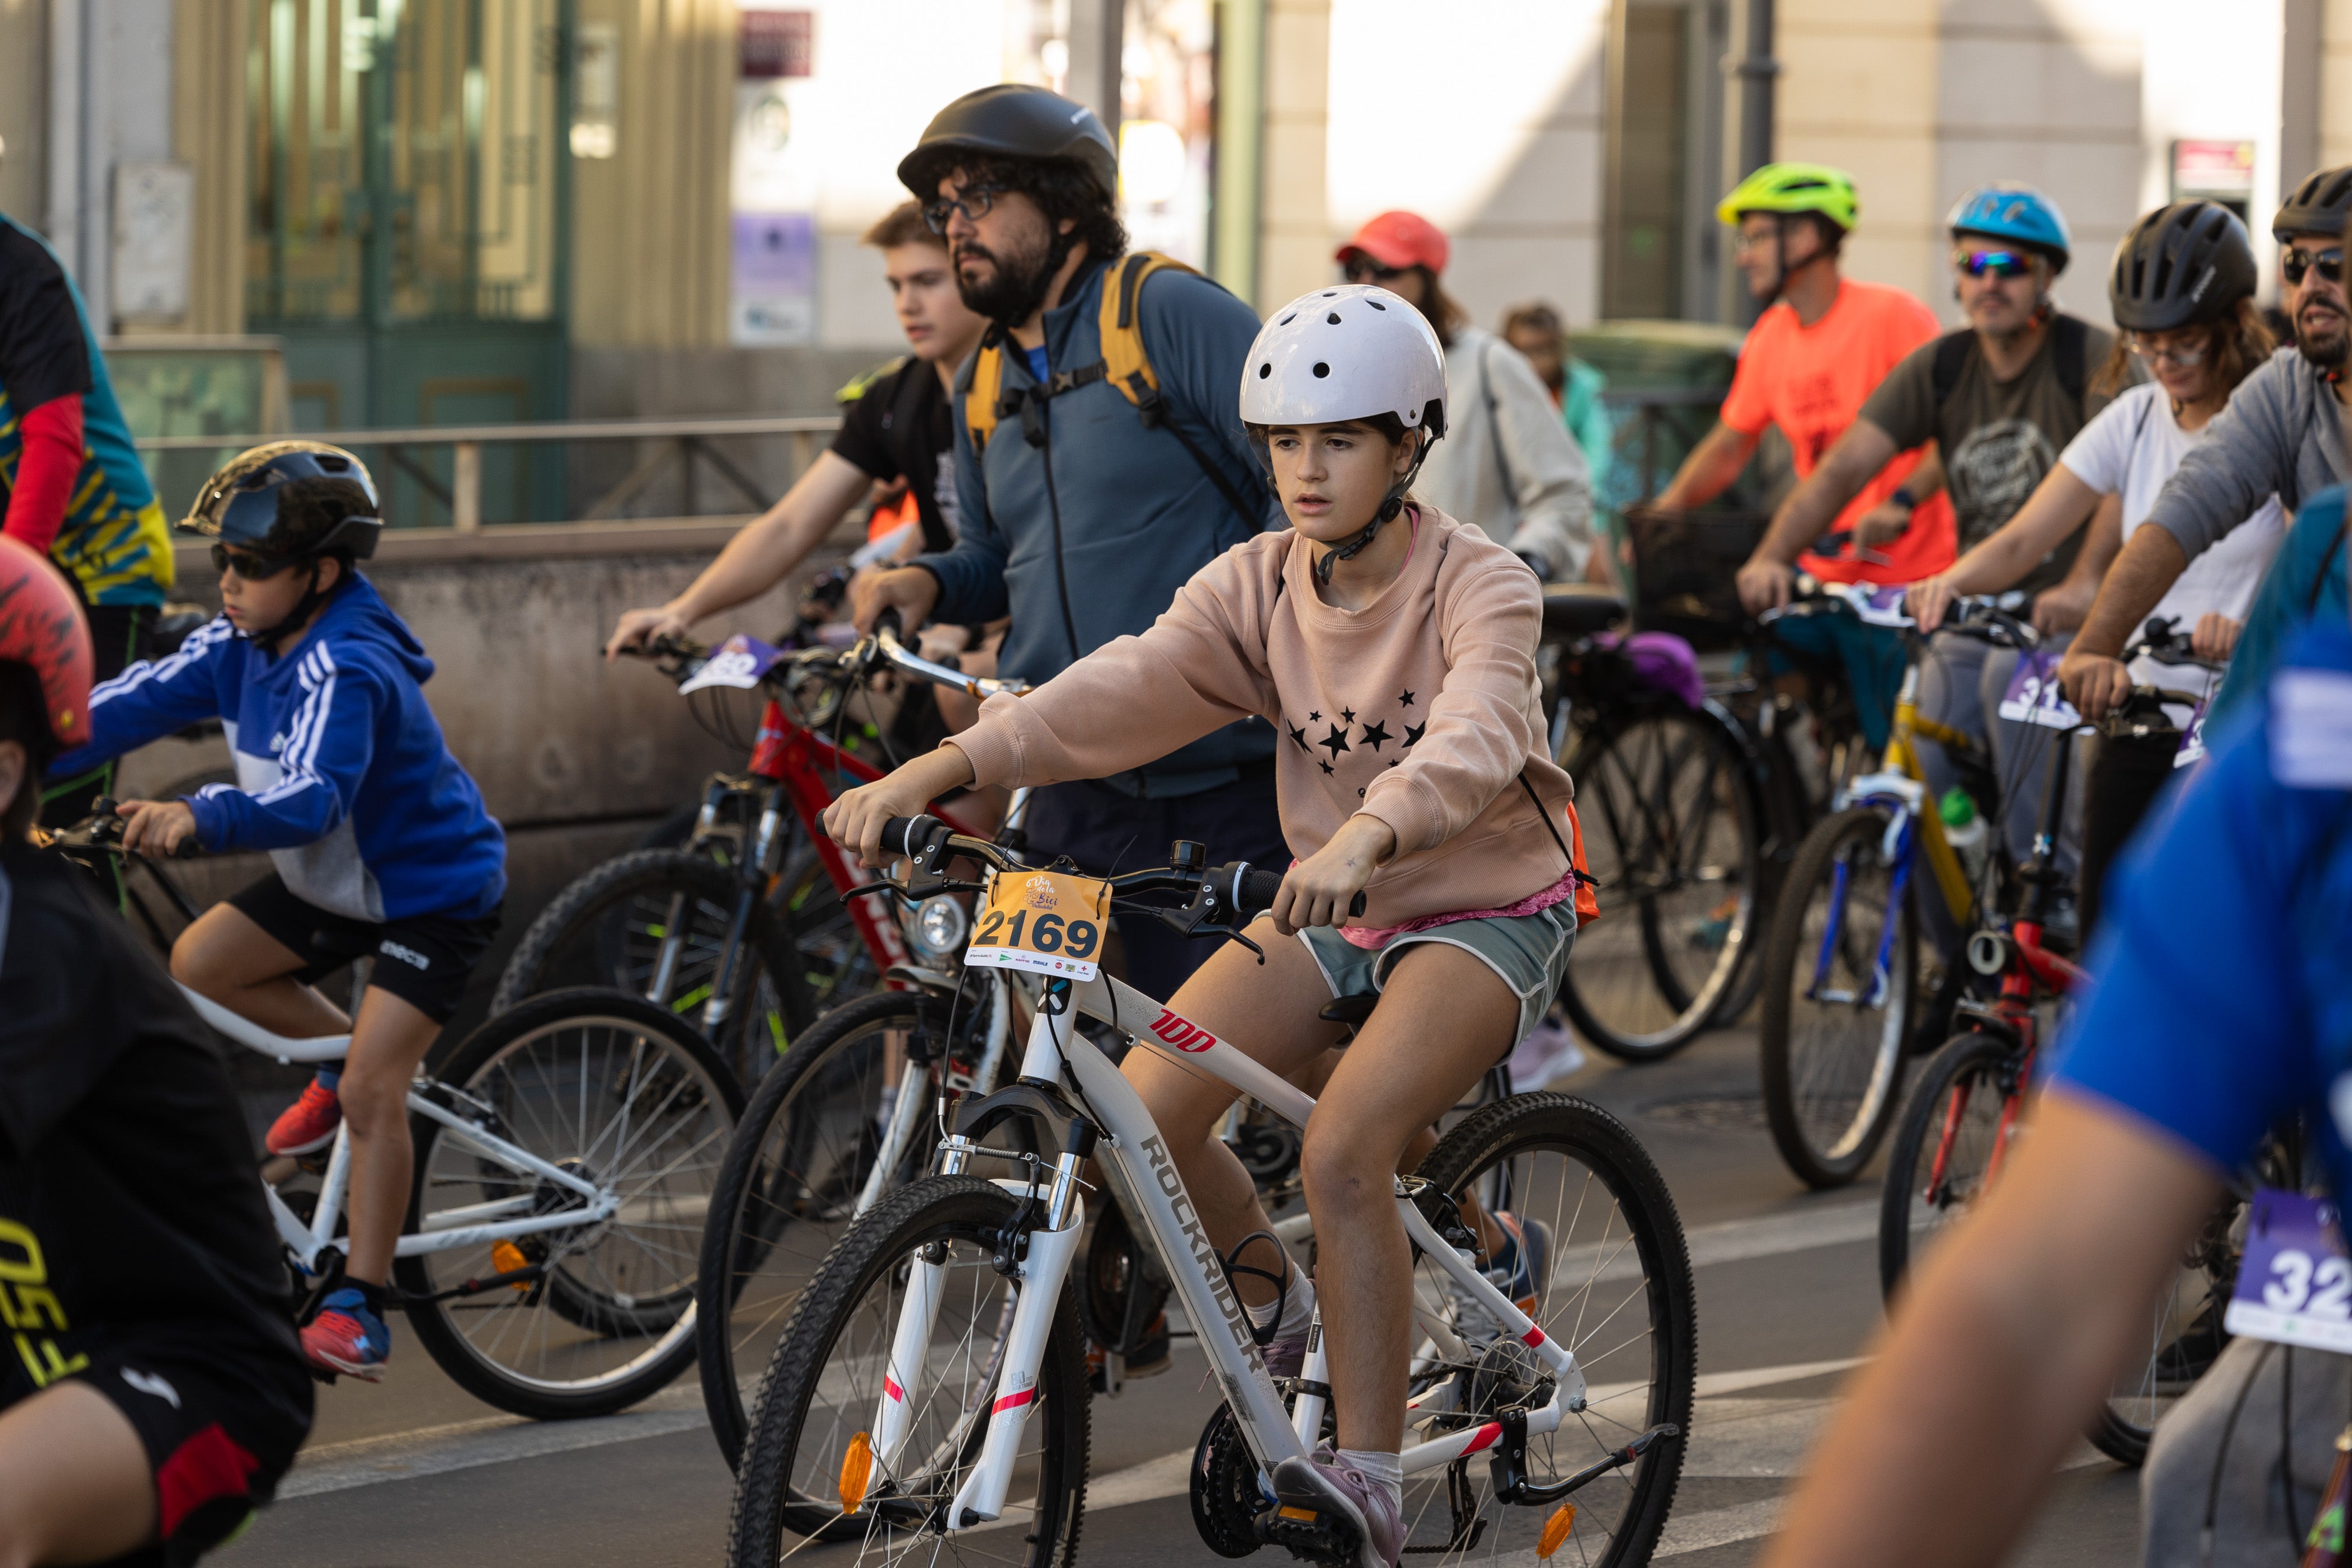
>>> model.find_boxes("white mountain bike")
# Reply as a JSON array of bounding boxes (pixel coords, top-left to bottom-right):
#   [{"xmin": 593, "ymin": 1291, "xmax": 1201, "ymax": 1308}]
[
  {"xmin": 52, "ymin": 809, "xmax": 744, "ymax": 1420},
  {"xmin": 724, "ymin": 817, "xmax": 1695, "ymax": 1568}
]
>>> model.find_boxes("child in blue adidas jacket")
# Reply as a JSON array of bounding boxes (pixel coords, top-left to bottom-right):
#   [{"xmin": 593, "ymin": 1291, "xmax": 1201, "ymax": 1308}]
[{"xmin": 51, "ymin": 442, "xmax": 505, "ymax": 1383}]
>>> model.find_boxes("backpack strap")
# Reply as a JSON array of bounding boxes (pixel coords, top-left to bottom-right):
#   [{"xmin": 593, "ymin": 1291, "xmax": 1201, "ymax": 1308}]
[
  {"xmin": 1098, "ymin": 250, "xmax": 1265, "ymax": 529},
  {"xmin": 964, "ymin": 326, "xmax": 1007, "ymax": 452},
  {"xmin": 2052, "ymin": 314, "xmax": 2090, "ymax": 404},
  {"xmin": 1929, "ymin": 330, "xmax": 1975, "ymax": 409}
]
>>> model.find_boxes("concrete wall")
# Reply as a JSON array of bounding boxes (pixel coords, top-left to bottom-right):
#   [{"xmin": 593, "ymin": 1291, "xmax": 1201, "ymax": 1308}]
[{"xmin": 116, "ymin": 516, "xmax": 864, "ymax": 1013}]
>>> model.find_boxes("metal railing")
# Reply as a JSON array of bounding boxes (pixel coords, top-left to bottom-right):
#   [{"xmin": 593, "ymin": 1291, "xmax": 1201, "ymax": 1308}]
[{"xmin": 133, "ymin": 414, "xmax": 844, "ymax": 530}]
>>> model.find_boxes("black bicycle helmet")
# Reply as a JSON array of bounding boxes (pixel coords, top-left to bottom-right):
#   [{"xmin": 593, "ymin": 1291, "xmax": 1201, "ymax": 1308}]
[
  {"xmin": 2108, "ymin": 202, "xmax": 2257, "ymax": 332},
  {"xmin": 179, "ymin": 440, "xmax": 383, "ymax": 563},
  {"xmin": 2273, "ymin": 165, "xmax": 2352, "ymax": 240},
  {"xmin": 896, "ymin": 84, "xmax": 1118, "ymax": 203}
]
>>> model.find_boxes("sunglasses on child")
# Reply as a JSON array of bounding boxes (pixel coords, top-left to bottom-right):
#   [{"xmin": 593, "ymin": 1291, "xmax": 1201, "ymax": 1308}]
[
  {"xmin": 1953, "ymin": 249, "xmax": 2036, "ymax": 280},
  {"xmin": 2283, "ymin": 246, "xmax": 2345, "ymax": 287},
  {"xmin": 211, "ymin": 544, "xmax": 297, "ymax": 580},
  {"xmin": 1343, "ymin": 257, "xmax": 1410, "ymax": 283}
]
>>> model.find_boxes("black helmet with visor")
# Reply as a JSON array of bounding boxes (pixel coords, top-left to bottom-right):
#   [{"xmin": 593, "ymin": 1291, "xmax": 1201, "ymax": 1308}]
[{"xmin": 182, "ymin": 442, "xmax": 382, "ymax": 647}]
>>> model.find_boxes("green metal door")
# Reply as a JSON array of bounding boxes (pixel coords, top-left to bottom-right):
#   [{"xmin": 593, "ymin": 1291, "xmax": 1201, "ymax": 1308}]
[{"xmin": 246, "ymin": 0, "xmax": 572, "ymax": 525}]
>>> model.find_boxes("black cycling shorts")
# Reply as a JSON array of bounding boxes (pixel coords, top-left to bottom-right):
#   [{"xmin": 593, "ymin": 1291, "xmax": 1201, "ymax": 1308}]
[
  {"xmin": 14, "ymin": 1327, "xmax": 313, "ymax": 1568},
  {"xmin": 228, "ymin": 872, "xmax": 500, "ymax": 1024}
]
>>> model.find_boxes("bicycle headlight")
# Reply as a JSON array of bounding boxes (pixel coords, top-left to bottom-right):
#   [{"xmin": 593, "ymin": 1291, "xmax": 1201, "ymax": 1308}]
[{"xmin": 906, "ymin": 894, "xmax": 968, "ymax": 961}]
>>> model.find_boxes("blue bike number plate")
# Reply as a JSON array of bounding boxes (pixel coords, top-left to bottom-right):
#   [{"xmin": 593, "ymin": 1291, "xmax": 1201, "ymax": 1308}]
[
  {"xmin": 2224, "ymin": 1189, "xmax": 2352, "ymax": 1352},
  {"xmin": 679, "ymin": 634, "xmax": 787, "ymax": 693},
  {"xmin": 1994, "ymin": 650, "xmax": 2080, "ymax": 730}
]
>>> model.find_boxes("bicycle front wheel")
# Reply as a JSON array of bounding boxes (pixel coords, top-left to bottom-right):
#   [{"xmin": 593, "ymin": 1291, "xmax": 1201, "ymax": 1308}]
[
  {"xmin": 697, "ymin": 989, "xmax": 965, "ymax": 1468},
  {"xmin": 396, "ymin": 989, "xmax": 745, "ymax": 1419},
  {"xmin": 726, "ymin": 1175, "xmax": 1088, "ymax": 1565},
  {"xmin": 1759, "ymin": 807, "xmax": 1917, "ymax": 1188},
  {"xmin": 1559, "ymin": 708, "xmax": 1762, "ymax": 1062},
  {"xmin": 1877, "ymin": 1029, "xmax": 2021, "ymax": 1301},
  {"xmin": 1404, "ymin": 1093, "xmax": 1697, "ymax": 1567}
]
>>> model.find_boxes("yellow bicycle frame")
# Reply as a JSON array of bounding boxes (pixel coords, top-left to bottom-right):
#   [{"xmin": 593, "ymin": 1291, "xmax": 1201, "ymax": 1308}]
[{"xmin": 1861, "ymin": 663, "xmax": 1977, "ymax": 927}]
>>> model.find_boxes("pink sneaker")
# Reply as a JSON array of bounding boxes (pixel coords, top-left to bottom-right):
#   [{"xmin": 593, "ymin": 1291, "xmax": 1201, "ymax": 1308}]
[
  {"xmin": 268, "ymin": 1078, "xmax": 342, "ymax": 1156},
  {"xmin": 1271, "ymin": 1450, "xmax": 1402, "ymax": 1568},
  {"xmin": 300, "ymin": 1288, "xmax": 390, "ymax": 1381}
]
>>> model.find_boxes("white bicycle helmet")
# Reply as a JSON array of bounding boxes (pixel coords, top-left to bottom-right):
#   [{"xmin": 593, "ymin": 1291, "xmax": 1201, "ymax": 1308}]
[{"xmin": 1239, "ymin": 284, "xmax": 1447, "ymax": 579}]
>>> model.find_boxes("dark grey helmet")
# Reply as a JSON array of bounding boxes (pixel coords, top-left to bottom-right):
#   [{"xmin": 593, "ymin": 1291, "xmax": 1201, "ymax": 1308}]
[
  {"xmin": 897, "ymin": 84, "xmax": 1118, "ymax": 204},
  {"xmin": 179, "ymin": 440, "xmax": 382, "ymax": 563},
  {"xmin": 2108, "ymin": 202, "xmax": 2256, "ymax": 332},
  {"xmin": 2273, "ymin": 165, "xmax": 2352, "ymax": 241}
]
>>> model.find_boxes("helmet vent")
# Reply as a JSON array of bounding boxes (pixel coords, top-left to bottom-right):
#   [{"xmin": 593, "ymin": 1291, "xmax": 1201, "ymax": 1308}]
[
  {"xmin": 1279, "ymin": 313, "xmax": 1296, "ymax": 325},
  {"xmin": 1312, "ymin": 362, "xmax": 1331, "ymax": 379},
  {"xmin": 1258, "ymin": 363, "xmax": 1272, "ymax": 379},
  {"xmin": 1368, "ymin": 299, "xmax": 1387, "ymax": 310},
  {"xmin": 1327, "ymin": 312, "xmax": 1342, "ymax": 325},
  {"xmin": 1322, "ymin": 290, "xmax": 1337, "ymax": 297}
]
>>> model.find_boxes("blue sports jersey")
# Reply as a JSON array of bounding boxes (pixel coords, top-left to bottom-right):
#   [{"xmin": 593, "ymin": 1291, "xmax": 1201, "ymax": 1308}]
[{"xmin": 2049, "ymin": 617, "xmax": 2352, "ymax": 1197}]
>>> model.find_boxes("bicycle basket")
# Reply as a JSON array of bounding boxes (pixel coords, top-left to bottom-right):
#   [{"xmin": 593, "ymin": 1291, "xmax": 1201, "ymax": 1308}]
[{"xmin": 1626, "ymin": 507, "xmax": 1771, "ymax": 652}]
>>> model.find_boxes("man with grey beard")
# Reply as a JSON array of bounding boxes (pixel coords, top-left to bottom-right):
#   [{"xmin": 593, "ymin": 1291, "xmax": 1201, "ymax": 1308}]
[{"xmin": 2062, "ymin": 166, "xmax": 2352, "ymax": 718}]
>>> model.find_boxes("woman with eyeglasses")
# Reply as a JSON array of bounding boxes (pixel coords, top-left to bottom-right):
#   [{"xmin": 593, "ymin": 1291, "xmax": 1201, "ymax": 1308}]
[
  {"xmin": 1332, "ymin": 212, "xmax": 1595, "ymax": 583},
  {"xmin": 1906, "ymin": 201, "xmax": 2278, "ymax": 935}
]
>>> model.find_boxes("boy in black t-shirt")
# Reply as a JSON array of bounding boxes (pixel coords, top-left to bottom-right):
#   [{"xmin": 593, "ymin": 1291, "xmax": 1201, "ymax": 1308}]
[{"xmin": 0, "ymin": 534, "xmax": 310, "ymax": 1567}]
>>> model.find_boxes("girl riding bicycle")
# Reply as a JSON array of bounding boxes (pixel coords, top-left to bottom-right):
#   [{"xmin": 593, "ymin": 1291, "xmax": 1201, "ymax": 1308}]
[{"xmin": 825, "ymin": 283, "xmax": 1594, "ymax": 1567}]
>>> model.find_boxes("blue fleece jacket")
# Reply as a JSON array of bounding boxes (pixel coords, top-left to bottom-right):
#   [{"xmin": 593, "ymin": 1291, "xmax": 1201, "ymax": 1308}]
[{"xmin": 53, "ymin": 576, "xmax": 506, "ymax": 922}]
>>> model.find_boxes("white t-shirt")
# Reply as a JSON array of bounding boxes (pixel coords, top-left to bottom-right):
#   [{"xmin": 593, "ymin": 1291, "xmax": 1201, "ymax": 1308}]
[{"xmin": 2057, "ymin": 382, "xmax": 2285, "ymax": 698}]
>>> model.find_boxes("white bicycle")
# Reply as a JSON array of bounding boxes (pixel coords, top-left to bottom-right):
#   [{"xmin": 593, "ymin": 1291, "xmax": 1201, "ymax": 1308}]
[
  {"xmin": 52, "ymin": 809, "xmax": 745, "ymax": 1420},
  {"xmin": 725, "ymin": 817, "xmax": 1696, "ymax": 1568}
]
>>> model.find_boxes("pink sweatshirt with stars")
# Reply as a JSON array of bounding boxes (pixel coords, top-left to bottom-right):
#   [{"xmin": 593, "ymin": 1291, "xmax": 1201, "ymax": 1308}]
[{"xmin": 944, "ymin": 507, "xmax": 1582, "ymax": 928}]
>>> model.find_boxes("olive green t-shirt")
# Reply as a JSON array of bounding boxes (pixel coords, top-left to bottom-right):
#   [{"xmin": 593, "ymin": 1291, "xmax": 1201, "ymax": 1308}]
[{"xmin": 1859, "ymin": 318, "xmax": 2117, "ymax": 592}]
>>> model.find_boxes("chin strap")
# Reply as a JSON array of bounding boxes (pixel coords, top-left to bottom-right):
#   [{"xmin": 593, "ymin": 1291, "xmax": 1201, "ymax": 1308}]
[{"xmin": 239, "ymin": 559, "xmax": 334, "ymax": 654}]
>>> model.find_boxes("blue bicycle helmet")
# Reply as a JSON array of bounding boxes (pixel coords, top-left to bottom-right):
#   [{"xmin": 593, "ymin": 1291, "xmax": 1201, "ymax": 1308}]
[{"xmin": 1948, "ymin": 183, "xmax": 2072, "ymax": 272}]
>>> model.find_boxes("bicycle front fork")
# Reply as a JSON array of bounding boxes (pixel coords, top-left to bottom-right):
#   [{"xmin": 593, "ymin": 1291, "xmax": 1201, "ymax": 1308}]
[{"xmin": 870, "ymin": 1135, "xmax": 1091, "ymax": 1530}]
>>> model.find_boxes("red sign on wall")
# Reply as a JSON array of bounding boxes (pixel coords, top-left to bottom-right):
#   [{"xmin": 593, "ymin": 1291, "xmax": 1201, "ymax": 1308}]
[{"xmin": 740, "ymin": 10, "xmax": 813, "ymax": 79}]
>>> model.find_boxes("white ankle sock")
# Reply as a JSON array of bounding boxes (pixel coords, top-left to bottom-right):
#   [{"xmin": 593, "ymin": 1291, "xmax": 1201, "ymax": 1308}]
[
  {"xmin": 1337, "ymin": 1446, "xmax": 1403, "ymax": 1504},
  {"xmin": 1247, "ymin": 1273, "xmax": 1317, "ymax": 1340}
]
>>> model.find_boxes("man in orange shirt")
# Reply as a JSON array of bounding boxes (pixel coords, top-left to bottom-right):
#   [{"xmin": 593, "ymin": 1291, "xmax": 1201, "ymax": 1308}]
[{"xmin": 1656, "ymin": 162, "xmax": 1952, "ymax": 586}]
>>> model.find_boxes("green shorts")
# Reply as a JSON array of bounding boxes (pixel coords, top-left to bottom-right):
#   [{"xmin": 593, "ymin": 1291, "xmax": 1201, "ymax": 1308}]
[{"xmin": 1297, "ymin": 902, "xmax": 1576, "ymax": 1060}]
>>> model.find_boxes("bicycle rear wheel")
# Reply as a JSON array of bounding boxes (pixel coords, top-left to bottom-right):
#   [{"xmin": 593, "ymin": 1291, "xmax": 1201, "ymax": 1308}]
[
  {"xmin": 724, "ymin": 1175, "xmax": 1088, "ymax": 1565},
  {"xmin": 697, "ymin": 989, "xmax": 963, "ymax": 1467},
  {"xmin": 1559, "ymin": 708, "xmax": 1762, "ymax": 1062},
  {"xmin": 1396, "ymin": 1094, "xmax": 1696, "ymax": 1567},
  {"xmin": 396, "ymin": 989, "xmax": 744, "ymax": 1419},
  {"xmin": 1759, "ymin": 807, "xmax": 1919, "ymax": 1188}
]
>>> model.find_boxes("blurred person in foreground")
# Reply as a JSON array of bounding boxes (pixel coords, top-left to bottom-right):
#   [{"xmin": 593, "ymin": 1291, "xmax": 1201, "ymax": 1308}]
[
  {"xmin": 1336, "ymin": 211, "xmax": 1593, "ymax": 583},
  {"xmin": 1759, "ymin": 530, "xmax": 2352, "ymax": 1568}
]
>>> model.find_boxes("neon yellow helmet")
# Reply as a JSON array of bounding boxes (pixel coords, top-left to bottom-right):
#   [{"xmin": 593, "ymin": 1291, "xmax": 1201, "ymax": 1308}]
[{"xmin": 1716, "ymin": 162, "xmax": 1860, "ymax": 232}]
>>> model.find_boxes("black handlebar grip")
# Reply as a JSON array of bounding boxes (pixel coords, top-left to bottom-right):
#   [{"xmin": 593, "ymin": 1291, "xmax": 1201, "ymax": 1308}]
[
  {"xmin": 1223, "ymin": 865, "xmax": 1369, "ymax": 920},
  {"xmin": 880, "ymin": 816, "xmax": 924, "ymax": 858},
  {"xmin": 172, "ymin": 836, "xmax": 202, "ymax": 860},
  {"xmin": 873, "ymin": 607, "xmax": 905, "ymax": 642},
  {"xmin": 1349, "ymin": 891, "xmax": 1368, "ymax": 917}
]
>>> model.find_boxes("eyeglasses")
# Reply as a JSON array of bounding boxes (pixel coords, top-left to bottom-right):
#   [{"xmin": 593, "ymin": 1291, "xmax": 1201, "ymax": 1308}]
[
  {"xmin": 2124, "ymin": 335, "xmax": 2210, "ymax": 368},
  {"xmin": 211, "ymin": 544, "xmax": 295, "ymax": 580},
  {"xmin": 921, "ymin": 183, "xmax": 1007, "ymax": 235},
  {"xmin": 2283, "ymin": 246, "xmax": 2345, "ymax": 287},
  {"xmin": 1955, "ymin": 249, "xmax": 2036, "ymax": 280},
  {"xmin": 1343, "ymin": 257, "xmax": 1408, "ymax": 283}
]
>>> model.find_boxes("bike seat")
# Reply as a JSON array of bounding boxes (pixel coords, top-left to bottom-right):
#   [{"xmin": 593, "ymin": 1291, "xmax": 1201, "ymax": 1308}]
[
  {"xmin": 1541, "ymin": 585, "xmax": 1626, "ymax": 641},
  {"xmin": 1317, "ymin": 995, "xmax": 1379, "ymax": 1027}
]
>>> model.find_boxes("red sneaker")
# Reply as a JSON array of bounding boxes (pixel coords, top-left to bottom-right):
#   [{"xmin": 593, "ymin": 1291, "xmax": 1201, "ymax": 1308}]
[
  {"xmin": 300, "ymin": 1288, "xmax": 390, "ymax": 1381},
  {"xmin": 268, "ymin": 1078, "xmax": 342, "ymax": 1156}
]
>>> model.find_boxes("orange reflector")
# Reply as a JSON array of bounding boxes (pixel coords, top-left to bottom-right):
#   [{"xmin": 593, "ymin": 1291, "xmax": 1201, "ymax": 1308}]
[
  {"xmin": 1537, "ymin": 1504, "xmax": 1576, "ymax": 1559},
  {"xmin": 490, "ymin": 1240, "xmax": 529, "ymax": 1287},
  {"xmin": 840, "ymin": 1432, "xmax": 874, "ymax": 1514},
  {"xmin": 1278, "ymin": 1506, "xmax": 1318, "ymax": 1522}
]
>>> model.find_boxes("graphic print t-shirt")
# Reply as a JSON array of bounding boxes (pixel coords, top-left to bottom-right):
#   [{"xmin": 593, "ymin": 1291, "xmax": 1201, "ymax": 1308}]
[
  {"xmin": 1716, "ymin": 280, "xmax": 1953, "ymax": 584},
  {"xmin": 1861, "ymin": 317, "xmax": 2117, "ymax": 593},
  {"xmin": 0, "ymin": 842, "xmax": 300, "ymax": 1402}
]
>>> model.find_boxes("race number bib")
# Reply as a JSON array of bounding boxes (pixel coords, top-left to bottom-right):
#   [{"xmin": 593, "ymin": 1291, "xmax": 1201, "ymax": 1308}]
[
  {"xmin": 967, "ymin": 868, "xmax": 1113, "ymax": 981},
  {"xmin": 2224, "ymin": 1189, "xmax": 2352, "ymax": 1353},
  {"xmin": 2175, "ymin": 700, "xmax": 2209, "ymax": 770},
  {"xmin": 1995, "ymin": 650, "xmax": 2080, "ymax": 730},
  {"xmin": 679, "ymin": 633, "xmax": 788, "ymax": 693}
]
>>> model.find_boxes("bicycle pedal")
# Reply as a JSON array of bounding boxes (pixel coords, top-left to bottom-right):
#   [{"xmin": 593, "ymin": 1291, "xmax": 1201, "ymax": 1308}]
[{"xmin": 1255, "ymin": 1503, "xmax": 1359, "ymax": 1566}]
